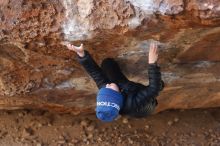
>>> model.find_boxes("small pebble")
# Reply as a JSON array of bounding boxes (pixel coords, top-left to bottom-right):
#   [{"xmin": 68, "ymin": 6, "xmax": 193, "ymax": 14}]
[
  {"xmin": 22, "ymin": 128, "xmax": 33, "ymax": 137},
  {"xmin": 145, "ymin": 125, "xmax": 150, "ymax": 129},
  {"xmin": 174, "ymin": 143, "xmax": 179, "ymax": 146},
  {"xmin": 59, "ymin": 135, "xmax": 64, "ymax": 140},
  {"xmin": 37, "ymin": 123, "xmax": 42, "ymax": 128},
  {"xmin": 80, "ymin": 119, "xmax": 89, "ymax": 127},
  {"xmin": 128, "ymin": 138, "xmax": 133, "ymax": 144},
  {"xmin": 87, "ymin": 133, "xmax": 93, "ymax": 139},
  {"xmin": 208, "ymin": 129, "xmax": 213, "ymax": 133},
  {"xmin": 168, "ymin": 121, "xmax": 173, "ymax": 126},
  {"xmin": 190, "ymin": 132, "xmax": 195, "ymax": 136},
  {"xmin": 122, "ymin": 118, "xmax": 128, "ymax": 124},
  {"xmin": 18, "ymin": 113, "xmax": 24, "ymax": 117},
  {"xmin": 174, "ymin": 117, "xmax": 179, "ymax": 122},
  {"xmin": 57, "ymin": 140, "xmax": 66, "ymax": 144},
  {"xmin": 86, "ymin": 124, "xmax": 95, "ymax": 132},
  {"xmin": 86, "ymin": 141, "xmax": 90, "ymax": 145},
  {"xmin": 36, "ymin": 143, "xmax": 42, "ymax": 146},
  {"xmin": 98, "ymin": 137, "xmax": 102, "ymax": 141}
]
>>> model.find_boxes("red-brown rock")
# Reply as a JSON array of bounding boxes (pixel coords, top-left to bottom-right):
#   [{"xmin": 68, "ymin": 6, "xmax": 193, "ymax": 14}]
[{"xmin": 0, "ymin": 0, "xmax": 220, "ymax": 114}]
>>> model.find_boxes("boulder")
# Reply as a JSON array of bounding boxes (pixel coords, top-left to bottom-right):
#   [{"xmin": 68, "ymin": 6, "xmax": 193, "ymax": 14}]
[{"xmin": 0, "ymin": 0, "xmax": 220, "ymax": 114}]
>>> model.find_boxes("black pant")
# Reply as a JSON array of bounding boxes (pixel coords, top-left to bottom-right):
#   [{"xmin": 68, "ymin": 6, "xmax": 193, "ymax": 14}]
[
  {"xmin": 101, "ymin": 58, "xmax": 128, "ymax": 84},
  {"xmin": 101, "ymin": 58, "xmax": 164, "ymax": 91}
]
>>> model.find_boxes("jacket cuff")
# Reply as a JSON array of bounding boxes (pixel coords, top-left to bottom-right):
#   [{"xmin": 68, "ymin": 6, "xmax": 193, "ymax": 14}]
[
  {"xmin": 76, "ymin": 50, "xmax": 89, "ymax": 62},
  {"xmin": 148, "ymin": 63, "xmax": 159, "ymax": 67}
]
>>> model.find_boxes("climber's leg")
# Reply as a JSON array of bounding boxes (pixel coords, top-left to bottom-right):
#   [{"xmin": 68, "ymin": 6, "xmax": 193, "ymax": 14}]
[{"xmin": 101, "ymin": 58, "xmax": 128, "ymax": 84}]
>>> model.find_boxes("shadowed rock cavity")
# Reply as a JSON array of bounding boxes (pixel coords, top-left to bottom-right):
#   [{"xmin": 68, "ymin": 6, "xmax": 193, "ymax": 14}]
[{"xmin": 0, "ymin": 0, "xmax": 220, "ymax": 114}]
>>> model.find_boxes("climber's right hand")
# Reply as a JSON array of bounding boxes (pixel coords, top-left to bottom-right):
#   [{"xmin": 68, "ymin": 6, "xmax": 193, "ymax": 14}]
[
  {"xmin": 149, "ymin": 41, "xmax": 158, "ymax": 64},
  {"xmin": 66, "ymin": 43, "xmax": 85, "ymax": 57}
]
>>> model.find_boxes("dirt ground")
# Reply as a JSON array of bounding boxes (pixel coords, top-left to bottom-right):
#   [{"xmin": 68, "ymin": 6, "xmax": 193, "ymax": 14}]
[{"xmin": 0, "ymin": 107, "xmax": 219, "ymax": 146}]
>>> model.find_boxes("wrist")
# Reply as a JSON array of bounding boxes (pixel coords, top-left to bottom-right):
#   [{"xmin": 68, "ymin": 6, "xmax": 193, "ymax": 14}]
[
  {"xmin": 149, "ymin": 62, "xmax": 157, "ymax": 65},
  {"xmin": 77, "ymin": 51, "xmax": 85, "ymax": 57},
  {"xmin": 149, "ymin": 61, "xmax": 157, "ymax": 64}
]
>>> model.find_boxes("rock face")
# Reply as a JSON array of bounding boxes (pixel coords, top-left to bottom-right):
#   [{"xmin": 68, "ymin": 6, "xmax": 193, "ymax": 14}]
[{"xmin": 0, "ymin": 0, "xmax": 220, "ymax": 114}]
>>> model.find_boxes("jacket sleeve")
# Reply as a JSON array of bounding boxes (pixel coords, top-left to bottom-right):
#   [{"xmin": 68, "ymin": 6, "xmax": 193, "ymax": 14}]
[
  {"xmin": 132, "ymin": 63, "xmax": 162, "ymax": 117},
  {"xmin": 77, "ymin": 50, "xmax": 109, "ymax": 89}
]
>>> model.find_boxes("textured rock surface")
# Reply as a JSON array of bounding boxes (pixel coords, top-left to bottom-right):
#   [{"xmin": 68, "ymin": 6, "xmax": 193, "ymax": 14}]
[{"xmin": 0, "ymin": 0, "xmax": 220, "ymax": 114}]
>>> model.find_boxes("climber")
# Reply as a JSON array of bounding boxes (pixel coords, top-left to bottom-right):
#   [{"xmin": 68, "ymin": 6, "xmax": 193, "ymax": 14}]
[{"xmin": 65, "ymin": 41, "xmax": 164, "ymax": 122}]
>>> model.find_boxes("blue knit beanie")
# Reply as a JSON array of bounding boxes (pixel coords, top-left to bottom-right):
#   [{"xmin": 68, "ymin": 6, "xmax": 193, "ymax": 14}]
[{"xmin": 96, "ymin": 87, "xmax": 124, "ymax": 122}]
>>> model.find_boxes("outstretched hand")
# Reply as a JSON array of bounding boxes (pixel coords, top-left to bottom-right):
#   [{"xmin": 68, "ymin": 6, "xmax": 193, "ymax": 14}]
[
  {"xmin": 149, "ymin": 42, "xmax": 158, "ymax": 64},
  {"xmin": 66, "ymin": 43, "xmax": 85, "ymax": 57}
]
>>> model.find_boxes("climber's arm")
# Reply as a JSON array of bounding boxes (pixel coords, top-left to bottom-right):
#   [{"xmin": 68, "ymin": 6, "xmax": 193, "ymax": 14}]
[
  {"xmin": 66, "ymin": 43, "xmax": 109, "ymax": 89},
  {"xmin": 132, "ymin": 42, "xmax": 162, "ymax": 117}
]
